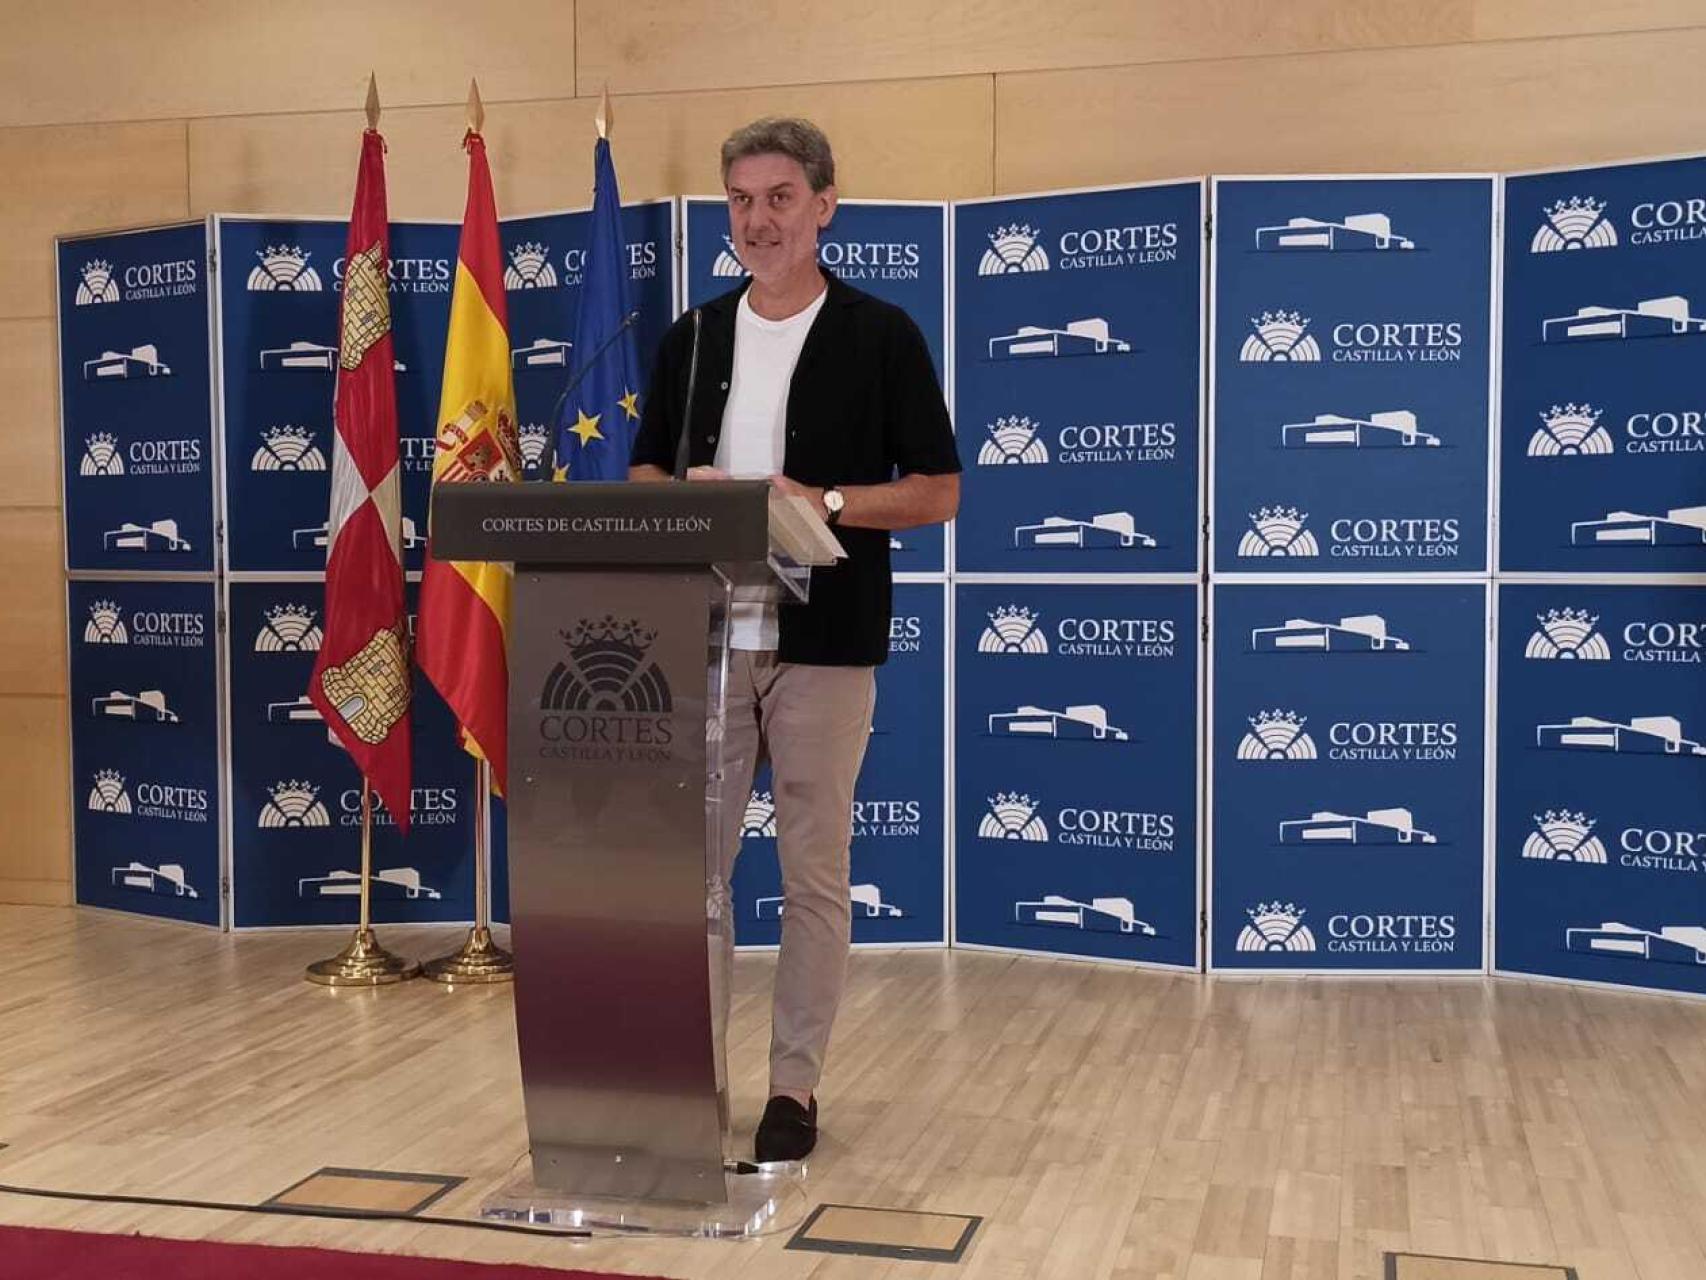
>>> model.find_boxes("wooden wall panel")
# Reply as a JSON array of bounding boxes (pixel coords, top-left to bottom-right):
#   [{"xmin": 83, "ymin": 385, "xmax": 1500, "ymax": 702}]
[
  {"xmin": 0, "ymin": 320, "xmax": 61, "ymax": 509},
  {"xmin": 0, "ymin": 122, "xmax": 188, "ymax": 320},
  {"xmin": 575, "ymin": 0, "xmax": 1480, "ymax": 96},
  {"xmin": 994, "ymin": 28, "xmax": 1706, "ymax": 193},
  {"xmin": 0, "ymin": 696, "xmax": 71, "ymax": 898},
  {"xmin": 0, "ymin": 2, "xmax": 575, "ymax": 129},
  {"xmin": 191, "ymin": 76, "xmax": 994, "ymax": 219},
  {"xmin": 0, "ymin": 511, "xmax": 67, "ymax": 697},
  {"xmin": 1472, "ymin": 0, "xmax": 1706, "ymax": 39}
]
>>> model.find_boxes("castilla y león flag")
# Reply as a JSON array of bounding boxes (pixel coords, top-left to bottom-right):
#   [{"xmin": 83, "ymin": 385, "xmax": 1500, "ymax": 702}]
[
  {"xmin": 416, "ymin": 129, "xmax": 521, "ymax": 792},
  {"xmin": 306, "ymin": 126, "xmax": 413, "ymax": 832}
]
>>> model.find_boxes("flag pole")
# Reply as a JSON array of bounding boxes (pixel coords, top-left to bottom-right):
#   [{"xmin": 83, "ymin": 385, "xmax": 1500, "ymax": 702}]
[
  {"xmin": 424, "ymin": 757, "xmax": 514, "ymax": 983},
  {"xmin": 306, "ymin": 779, "xmax": 420, "ymax": 985}
]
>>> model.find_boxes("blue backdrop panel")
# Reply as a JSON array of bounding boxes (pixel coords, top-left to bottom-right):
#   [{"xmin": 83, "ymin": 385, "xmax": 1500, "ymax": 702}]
[
  {"xmin": 58, "ymin": 223, "xmax": 214, "ymax": 573},
  {"xmin": 502, "ymin": 201, "xmax": 677, "ymax": 479},
  {"xmin": 1500, "ymin": 156, "xmax": 1706, "ymax": 573},
  {"xmin": 1212, "ymin": 178, "xmax": 1494, "ymax": 574},
  {"xmin": 683, "ymin": 197, "xmax": 949, "ymax": 573},
  {"xmin": 226, "ymin": 580, "xmax": 478, "ymax": 928},
  {"xmin": 1495, "ymin": 584, "xmax": 1706, "ymax": 996},
  {"xmin": 954, "ymin": 582, "xmax": 1199, "ymax": 967},
  {"xmin": 731, "ymin": 582, "xmax": 947, "ymax": 946},
  {"xmin": 1211, "ymin": 583, "xmax": 1487, "ymax": 972},
  {"xmin": 952, "ymin": 184, "xmax": 1203, "ymax": 575},
  {"xmin": 68, "ymin": 580, "xmax": 220, "ymax": 925},
  {"xmin": 216, "ymin": 217, "xmax": 457, "ymax": 574}
]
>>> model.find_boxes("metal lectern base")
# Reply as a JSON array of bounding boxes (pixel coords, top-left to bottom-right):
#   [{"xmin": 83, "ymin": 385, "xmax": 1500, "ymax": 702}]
[{"xmin": 480, "ymin": 1160, "xmax": 810, "ymax": 1238}]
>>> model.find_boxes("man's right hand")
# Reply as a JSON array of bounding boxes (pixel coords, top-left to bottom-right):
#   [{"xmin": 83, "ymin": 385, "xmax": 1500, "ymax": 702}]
[{"xmin": 686, "ymin": 465, "xmax": 730, "ymax": 482}]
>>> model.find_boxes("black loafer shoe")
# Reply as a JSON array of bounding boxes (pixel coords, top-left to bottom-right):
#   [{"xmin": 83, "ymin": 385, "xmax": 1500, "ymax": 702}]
[{"xmin": 754, "ymin": 1094, "xmax": 818, "ymax": 1163}]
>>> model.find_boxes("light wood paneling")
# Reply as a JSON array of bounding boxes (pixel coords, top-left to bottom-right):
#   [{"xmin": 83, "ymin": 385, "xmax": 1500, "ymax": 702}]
[
  {"xmin": 995, "ymin": 27, "xmax": 1706, "ymax": 192},
  {"xmin": 0, "ymin": 2, "xmax": 575, "ymax": 129},
  {"xmin": 190, "ymin": 76, "xmax": 994, "ymax": 219},
  {"xmin": 0, "ymin": 122, "xmax": 188, "ymax": 320},
  {"xmin": 0, "ymin": 698, "xmax": 70, "ymax": 892},
  {"xmin": 577, "ymin": 0, "xmax": 1481, "ymax": 96},
  {"xmin": 1472, "ymin": 0, "xmax": 1706, "ymax": 39},
  {"xmin": 0, "ymin": 510, "xmax": 67, "ymax": 696},
  {"xmin": 0, "ymin": 319, "xmax": 61, "ymax": 507}
]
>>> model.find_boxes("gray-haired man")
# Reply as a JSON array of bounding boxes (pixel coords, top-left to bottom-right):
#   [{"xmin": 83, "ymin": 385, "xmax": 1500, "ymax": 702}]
[{"xmin": 631, "ymin": 118, "xmax": 960, "ymax": 1161}]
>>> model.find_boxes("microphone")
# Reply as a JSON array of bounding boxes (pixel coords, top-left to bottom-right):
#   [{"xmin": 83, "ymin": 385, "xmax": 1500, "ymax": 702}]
[
  {"xmin": 544, "ymin": 308, "xmax": 642, "ymax": 473},
  {"xmin": 672, "ymin": 308, "xmax": 704, "ymax": 481}
]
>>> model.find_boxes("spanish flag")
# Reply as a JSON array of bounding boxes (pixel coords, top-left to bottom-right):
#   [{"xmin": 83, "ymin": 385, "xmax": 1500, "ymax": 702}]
[{"xmin": 416, "ymin": 128, "xmax": 522, "ymax": 793}]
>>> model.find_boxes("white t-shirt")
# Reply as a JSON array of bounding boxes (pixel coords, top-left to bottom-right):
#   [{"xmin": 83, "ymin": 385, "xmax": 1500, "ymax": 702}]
[{"xmin": 716, "ymin": 287, "xmax": 828, "ymax": 650}]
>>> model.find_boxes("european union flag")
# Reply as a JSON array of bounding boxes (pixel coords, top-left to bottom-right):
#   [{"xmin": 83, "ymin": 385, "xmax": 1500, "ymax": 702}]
[{"xmin": 552, "ymin": 137, "xmax": 641, "ymax": 481}]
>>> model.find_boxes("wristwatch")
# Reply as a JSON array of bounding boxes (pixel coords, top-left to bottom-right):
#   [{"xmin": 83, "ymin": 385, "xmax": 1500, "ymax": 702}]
[{"xmin": 822, "ymin": 485, "xmax": 845, "ymax": 526}]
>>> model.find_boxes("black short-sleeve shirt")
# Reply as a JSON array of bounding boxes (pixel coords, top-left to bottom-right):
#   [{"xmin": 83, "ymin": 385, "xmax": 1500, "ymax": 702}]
[{"xmin": 632, "ymin": 272, "xmax": 960, "ymax": 666}]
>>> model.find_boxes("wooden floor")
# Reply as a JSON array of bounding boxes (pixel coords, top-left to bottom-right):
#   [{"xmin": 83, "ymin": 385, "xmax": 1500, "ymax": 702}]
[{"xmin": 1, "ymin": 906, "xmax": 1704, "ymax": 1279}]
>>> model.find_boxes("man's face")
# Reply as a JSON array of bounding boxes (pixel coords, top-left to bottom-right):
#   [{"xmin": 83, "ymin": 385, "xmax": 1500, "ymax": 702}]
[{"xmin": 725, "ymin": 152, "xmax": 836, "ymax": 287}]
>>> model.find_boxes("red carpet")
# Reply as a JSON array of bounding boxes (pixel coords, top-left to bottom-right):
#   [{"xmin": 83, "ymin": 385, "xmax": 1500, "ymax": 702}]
[{"xmin": 0, "ymin": 1224, "xmax": 669, "ymax": 1279}]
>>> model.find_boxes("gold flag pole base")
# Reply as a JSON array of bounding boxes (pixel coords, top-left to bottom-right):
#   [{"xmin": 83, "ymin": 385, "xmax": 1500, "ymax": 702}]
[
  {"xmin": 305, "ymin": 926, "xmax": 421, "ymax": 987},
  {"xmin": 423, "ymin": 925, "xmax": 513, "ymax": 984},
  {"xmin": 423, "ymin": 758, "xmax": 512, "ymax": 984}
]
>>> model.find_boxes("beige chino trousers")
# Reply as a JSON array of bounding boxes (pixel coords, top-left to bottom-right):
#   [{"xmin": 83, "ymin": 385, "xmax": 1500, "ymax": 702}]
[{"xmin": 710, "ymin": 650, "xmax": 876, "ymax": 1095}]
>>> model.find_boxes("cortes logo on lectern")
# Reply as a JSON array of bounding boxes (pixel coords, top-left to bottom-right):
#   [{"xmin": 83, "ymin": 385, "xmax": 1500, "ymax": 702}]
[{"xmin": 538, "ymin": 616, "xmax": 675, "ymax": 763}]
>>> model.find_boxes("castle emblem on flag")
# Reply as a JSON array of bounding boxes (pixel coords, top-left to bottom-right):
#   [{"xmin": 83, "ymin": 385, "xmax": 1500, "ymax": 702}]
[
  {"xmin": 318, "ymin": 624, "xmax": 410, "ymax": 745},
  {"xmin": 338, "ymin": 244, "xmax": 391, "ymax": 370}
]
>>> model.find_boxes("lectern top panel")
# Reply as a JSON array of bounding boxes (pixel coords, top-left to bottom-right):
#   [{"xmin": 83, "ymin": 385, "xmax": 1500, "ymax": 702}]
[{"xmin": 430, "ymin": 480, "xmax": 772, "ymax": 566}]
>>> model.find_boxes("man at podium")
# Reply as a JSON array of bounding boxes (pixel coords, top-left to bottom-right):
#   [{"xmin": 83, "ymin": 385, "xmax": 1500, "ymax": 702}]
[{"xmin": 630, "ymin": 117, "xmax": 960, "ymax": 1162}]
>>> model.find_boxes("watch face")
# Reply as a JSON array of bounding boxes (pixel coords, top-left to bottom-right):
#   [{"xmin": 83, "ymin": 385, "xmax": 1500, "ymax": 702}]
[{"xmin": 825, "ymin": 489, "xmax": 845, "ymax": 512}]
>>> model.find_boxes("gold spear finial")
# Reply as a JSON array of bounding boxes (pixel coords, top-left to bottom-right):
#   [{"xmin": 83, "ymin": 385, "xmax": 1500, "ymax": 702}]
[
  {"xmin": 365, "ymin": 73, "xmax": 381, "ymax": 129},
  {"xmin": 467, "ymin": 78, "xmax": 485, "ymax": 133},
  {"xmin": 596, "ymin": 83, "xmax": 612, "ymax": 141}
]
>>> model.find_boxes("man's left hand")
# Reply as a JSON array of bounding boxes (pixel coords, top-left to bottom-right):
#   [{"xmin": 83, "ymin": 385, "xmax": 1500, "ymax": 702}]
[{"xmin": 768, "ymin": 474, "xmax": 826, "ymax": 519}]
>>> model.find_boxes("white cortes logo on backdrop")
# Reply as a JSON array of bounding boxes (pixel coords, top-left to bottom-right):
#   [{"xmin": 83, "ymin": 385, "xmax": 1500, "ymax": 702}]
[
  {"xmin": 1255, "ymin": 212, "xmax": 1416, "ymax": 252},
  {"xmin": 1536, "ymin": 713, "xmax": 1705, "ymax": 756},
  {"xmin": 517, "ymin": 423, "xmax": 552, "ymax": 472},
  {"xmin": 988, "ymin": 317, "xmax": 1130, "ymax": 360},
  {"xmin": 1565, "ymin": 922, "xmax": 1706, "ymax": 965},
  {"xmin": 87, "ymin": 769, "xmax": 133, "ymax": 814},
  {"xmin": 1014, "ymin": 512, "xmax": 1154, "ymax": 550},
  {"xmin": 258, "ymin": 780, "xmax": 331, "ymax": 828},
  {"xmin": 1238, "ymin": 507, "xmax": 1319, "ymax": 558},
  {"xmin": 1282, "ymin": 410, "xmax": 1438, "ymax": 449},
  {"xmin": 251, "ymin": 426, "xmax": 327, "ymax": 472},
  {"xmin": 1529, "ymin": 403, "xmax": 1613, "ymax": 457},
  {"xmin": 978, "ymin": 224, "xmax": 1050, "ymax": 275},
  {"xmin": 978, "ymin": 606, "xmax": 1049, "ymax": 655},
  {"xmin": 1531, "ymin": 197, "xmax": 1618, "ymax": 253},
  {"xmin": 977, "ymin": 416, "xmax": 1050, "ymax": 466},
  {"xmin": 247, "ymin": 246, "xmax": 324, "ymax": 291},
  {"xmin": 102, "ymin": 519, "xmax": 192, "ymax": 552},
  {"xmin": 83, "ymin": 600, "xmax": 128, "ymax": 644},
  {"xmin": 1237, "ymin": 710, "xmax": 1318, "ymax": 761},
  {"xmin": 1526, "ymin": 608, "xmax": 1610, "ymax": 660},
  {"xmin": 83, "ymin": 344, "xmax": 171, "ymax": 380},
  {"xmin": 742, "ymin": 791, "xmax": 778, "ymax": 839},
  {"xmin": 111, "ymin": 862, "xmax": 199, "ymax": 899},
  {"xmin": 1014, "ymin": 895, "xmax": 1154, "ymax": 935},
  {"xmin": 987, "ymin": 703, "xmax": 1128, "ymax": 742},
  {"xmin": 504, "ymin": 242, "xmax": 559, "ymax": 290},
  {"xmin": 1523, "ymin": 810, "xmax": 1608, "ymax": 863},
  {"xmin": 1542, "ymin": 295, "xmax": 1706, "ymax": 343},
  {"xmin": 1240, "ymin": 311, "xmax": 1322, "ymax": 362},
  {"xmin": 1278, "ymin": 807, "xmax": 1434, "ymax": 845},
  {"xmin": 254, "ymin": 604, "xmax": 324, "ymax": 653},
  {"xmin": 80, "ymin": 434, "xmax": 124, "ymax": 477},
  {"xmin": 712, "ymin": 236, "xmax": 747, "ymax": 278},
  {"xmin": 1237, "ymin": 902, "xmax": 1317, "ymax": 952},
  {"xmin": 75, "ymin": 260, "xmax": 121, "ymax": 305},
  {"xmin": 977, "ymin": 792, "xmax": 1049, "ymax": 841},
  {"xmin": 92, "ymin": 689, "xmax": 179, "ymax": 722}
]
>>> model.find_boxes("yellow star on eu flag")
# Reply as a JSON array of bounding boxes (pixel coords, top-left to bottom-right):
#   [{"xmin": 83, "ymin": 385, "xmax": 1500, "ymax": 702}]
[
  {"xmin": 552, "ymin": 463, "xmax": 569, "ymax": 481},
  {"xmin": 570, "ymin": 409, "xmax": 604, "ymax": 446},
  {"xmin": 618, "ymin": 388, "xmax": 640, "ymax": 421}
]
